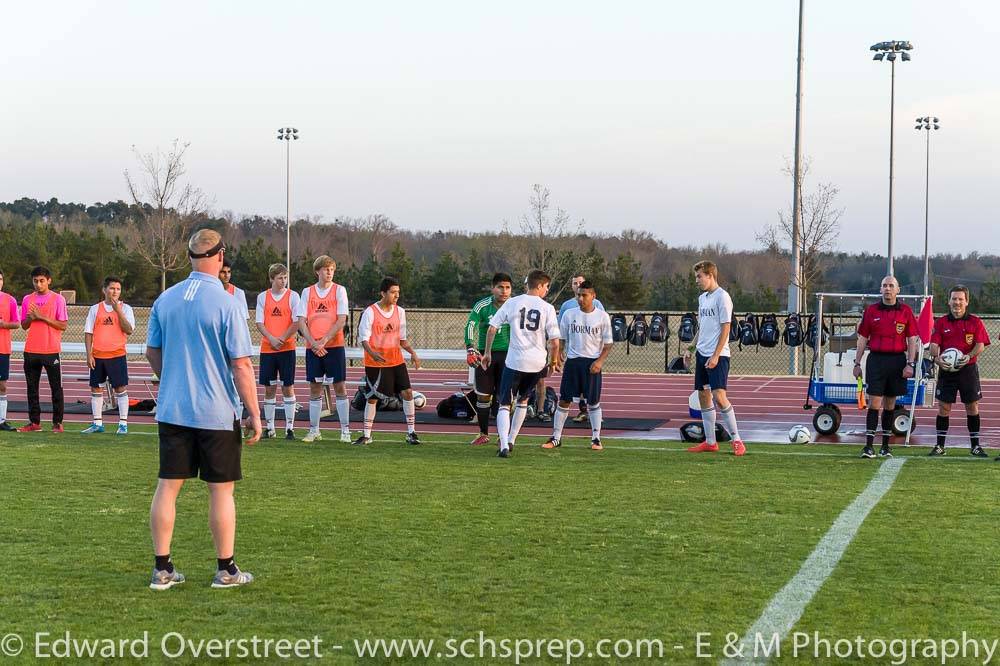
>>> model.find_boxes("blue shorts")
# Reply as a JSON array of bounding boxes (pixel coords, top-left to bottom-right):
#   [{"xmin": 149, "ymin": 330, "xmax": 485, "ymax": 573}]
[
  {"xmin": 497, "ymin": 367, "xmax": 546, "ymax": 407},
  {"xmin": 305, "ymin": 346, "xmax": 346, "ymax": 384},
  {"xmin": 0, "ymin": 353, "xmax": 8, "ymax": 381},
  {"xmin": 90, "ymin": 355, "xmax": 128, "ymax": 389},
  {"xmin": 694, "ymin": 353, "xmax": 730, "ymax": 391},
  {"xmin": 560, "ymin": 357, "xmax": 603, "ymax": 405},
  {"xmin": 259, "ymin": 350, "xmax": 296, "ymax": 387}
]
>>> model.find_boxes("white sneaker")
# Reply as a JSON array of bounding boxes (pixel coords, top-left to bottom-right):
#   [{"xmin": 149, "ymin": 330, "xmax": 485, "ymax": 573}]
[
  {"xmin": 302, "ymin": 430, "xmax": 322, "ymax": 443},
  {"xmin": 340, "ymin": 430, "xmax": 352, "ymax": 443}
]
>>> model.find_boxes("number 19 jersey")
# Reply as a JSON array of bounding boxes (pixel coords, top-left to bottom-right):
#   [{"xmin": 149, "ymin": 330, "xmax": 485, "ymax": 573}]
[{"xmin": 488, "ymin": 293, "xmax": 560, "ymax": 373}]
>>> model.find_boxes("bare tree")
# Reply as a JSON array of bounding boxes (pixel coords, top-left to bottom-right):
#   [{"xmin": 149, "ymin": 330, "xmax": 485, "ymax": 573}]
[
  {"xmin": 517, "ymin": 184, "xmax": 580, "ymax": 300},
  {"xmin": 756, "ymin": 159, "xmax": 843, "ymax": 311},
  {"xmin": 125, "ymin": 140, "xmax": 208, "ymax": 292}
]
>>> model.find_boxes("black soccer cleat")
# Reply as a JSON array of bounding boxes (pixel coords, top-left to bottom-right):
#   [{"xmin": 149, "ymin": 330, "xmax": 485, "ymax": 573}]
[
  {"xmin": 860, "ymin": 445, "xmax": 876, "ymax": 459},
  {"xmin": 285, "ymin": 429, "xmax": 295, "ymax": 440},
  {"xmin": 406, "ymin": 432, "xmax": 421, "ymax": 446},
  {"xmin": 353, "ymin": 435, "xmax": 372, "ymax": 447},
  {"xmin": 928, "ymin": 444, "xmax": 945, "ymax": 456},
  {"xmin": 0, "ymin": 421, "xmax": 16, "ymax": 432},
  {"xmin": 971, "ymin": 445, "xmax": 988, "ymax": 458},
  {"xmin": 497, "ymin": 448, "xmax": 510, "ymax": 458},
  {"xmin": 879, "ymin": 445, "xmax": 893, "ymax": 458}
]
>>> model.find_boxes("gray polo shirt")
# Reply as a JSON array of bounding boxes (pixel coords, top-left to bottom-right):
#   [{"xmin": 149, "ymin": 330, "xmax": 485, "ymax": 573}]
[{"xmin": 147, "ymin": 271, "xmax": 253, "ymax": 430}]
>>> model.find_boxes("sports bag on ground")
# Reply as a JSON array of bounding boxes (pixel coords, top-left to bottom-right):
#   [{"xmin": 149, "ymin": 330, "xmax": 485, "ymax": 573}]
[{"xmin": 436, "ymin": 391, "xmax": 476, "ymax": 419}]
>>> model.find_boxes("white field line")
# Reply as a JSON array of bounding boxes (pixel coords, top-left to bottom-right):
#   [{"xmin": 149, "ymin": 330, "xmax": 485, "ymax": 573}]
[{"xmin": 719, "ymin": 458, "xmax": 906, "ymax": 666}]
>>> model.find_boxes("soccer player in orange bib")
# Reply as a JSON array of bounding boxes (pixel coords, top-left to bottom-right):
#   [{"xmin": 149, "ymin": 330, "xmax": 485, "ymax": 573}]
[
  {"xmin": 296, "ymin": 255, "xmax": 351, "ymax": 443},
  {"xmin": 0, "ymin": 269, "xmax": 21, "ymax": 431},
  {"xmin": 255, "ymin": 263, "xmax": 300, "ymax": 440},
  {"xmin": 355, "ymin": 277, "xmax": 422, "ymax": 446},
  {"xmin": 82, "ymin": 276, "xmax": 136, "ymax": 434},
  {"xmin": 19, "ymin": 266, "xmax": 69, "ymax": 433}
]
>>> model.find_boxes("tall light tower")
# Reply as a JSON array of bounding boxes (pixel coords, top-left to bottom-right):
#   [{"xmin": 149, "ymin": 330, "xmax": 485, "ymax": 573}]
[
  {"xmin": 870, "ymin": 40, "xmax": 913, "ymax": 277},
  {"xmin": 276, "ymin": 127, "xmax": 299, "ymax": 286},
  {"xmin": 788, "ymin": 0, "xmax": 805, "ymax": 375},
  {"xmin": 915, "ymin": 116, "xmax": 939, "ymax": 297}
]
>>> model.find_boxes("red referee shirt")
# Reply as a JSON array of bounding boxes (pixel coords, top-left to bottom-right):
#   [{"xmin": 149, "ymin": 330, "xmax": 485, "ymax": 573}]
[
  {"xmin": 857, "ymin": 301, "xmax": 917, "ymax": 353},
  {"xmin": 930, "ymin": 313, "xmax": 990, "ymax": 365}
]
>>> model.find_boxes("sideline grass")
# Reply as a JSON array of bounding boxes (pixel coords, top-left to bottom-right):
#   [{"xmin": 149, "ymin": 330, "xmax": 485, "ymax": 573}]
[{"xmin": 0, "ymin": 428, "xmax": 995, "ymax": 663}]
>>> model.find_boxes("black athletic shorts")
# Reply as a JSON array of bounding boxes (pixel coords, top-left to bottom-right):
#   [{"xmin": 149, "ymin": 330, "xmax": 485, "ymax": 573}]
[
  {"xmin": 0, "ymin": 353, "xmax": 8, "ymax": 382},
  {"xmin": 474, "ymin": 350, "xmax": 506, "ymax": 396},
  {"xmin": 865, "ymin": 352, "xmax": 907, "ymax": 397},
  {"xmin": 364, "ymin": 364, "xmax": 411, "ymax": 397},
  {"xmin": 560, "ymin": 357, "xmax": 602, "ymax": 405},
  {"xmin": 259, "ymin": 349, "xmax": 296, "ymax": 387},
  {"xmin": 158, "ymin": 420, "xmax": 242, "ymax": 483},
  {"xmin": 935, "ymin": 363, "xmax": 982, "ymax": 405},
  {"xmin": 89, "ymin": 355, "xmax": 128, "ymax": 389}
]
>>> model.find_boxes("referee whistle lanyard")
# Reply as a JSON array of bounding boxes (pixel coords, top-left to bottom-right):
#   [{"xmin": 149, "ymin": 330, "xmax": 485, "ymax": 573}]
[{"xmin": 903, "ymin": 296, "xmax": 934, "ymax": 447}]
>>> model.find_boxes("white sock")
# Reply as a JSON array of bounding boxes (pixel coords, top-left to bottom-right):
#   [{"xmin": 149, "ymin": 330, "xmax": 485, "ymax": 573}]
[
  {"xmin": 497, "ymin": 406, "xmax": 511, "ymax": 450},
  {"xmin": 510, "ymin": 403, "xmax": 529, "ymax": 445},
  {"xmin": 552, "ymin": 405, "xmax": 570, "ymax": 440},
  {"xmin": 116, "ymin": 392, "xmax": 129, "ymax": 422},
  {"xmin": 0, "ymin": 394, "xmax": 7, "ymax": 422},
  {"xmin": 588, "ymin": 404, "xmax": 603, "ymax": 440},
  {"xmin": 364, "ymin": 402, "xmax": 376, "ymax": 437},
  {"xmin": 701, "ymin": 406, "xmax": 718, "ymax": 444},
  {"xmin": 719, "ymin": 405, "xmax": 741, "ymax": 441},
  {"xmin": 309, "ymin": 398, "xmax": 322, "ymax": 432},
  {"xmin": 336, "ymin": 396, "xmax": 350, "ymax": 433},
  {"xmin": 283, "ymin": 400, "xmax": 296, "ymax": 429},
  {"xmin": 402, "ymin": 399, "xmax": 415, "ymax": 433},
  {"xmin": 264, "ymin": 399, "xmax": 276, "ymax": 430},
  {"xmin": 91, "ymin": 394, "xmax": 103, "ymax": 425}
]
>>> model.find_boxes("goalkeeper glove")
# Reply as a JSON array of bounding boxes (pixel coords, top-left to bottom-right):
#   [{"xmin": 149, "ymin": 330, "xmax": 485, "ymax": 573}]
[{"xmin": 466, "ymin": 347, "xmax": 482, "ymax": 367}]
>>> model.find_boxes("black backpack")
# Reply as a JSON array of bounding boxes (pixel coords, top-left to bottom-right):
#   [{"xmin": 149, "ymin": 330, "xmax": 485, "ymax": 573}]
[
  {"xmin": 649, "ymin": 313, "xmax": 668, "ymax": 343},
  {"xmin": 667, "ymin": 356, "xmax": 690, "ymax": 374},
  {"xmin": 758, "ymin": 314, "xmax": 780, "ymax": 348},
  {"xmin": 679, "ymin": 421, "xmax": 732, "ymax": 443},
  {"xmin": 525, "ymin": 386, "xmax": 558, "ymax": 417},
  {"xmin": 436, "ymin": 391, "xmax": 475, "ymax": 420},
  {"xmin": 628, "ymin": 314, "xmax": 649, "ymax": 346},
  {"xmin": 782, "ymin": 313, "xmax": 805, "ymax": 347},
  {"xmin": 678, "ymin": 312, "xmax": 698, "ymax": 343},
  {"xmin": 611, "ymin": 314, "xmax": 628, "ymax": 342},
  {"xmin": 739, "ymin": 313, "xmax": 759, "ymax": 348},
  {"xmin": 352, "ymin": 386, "xmax": 402, "ymax": 412},
  {"xmin": 804, "ymin": 314, "xmax": 829, "ymax": 349},
  {"xmin": 729, "ymin": 320, "xmax": 741, "ymax": 342}
]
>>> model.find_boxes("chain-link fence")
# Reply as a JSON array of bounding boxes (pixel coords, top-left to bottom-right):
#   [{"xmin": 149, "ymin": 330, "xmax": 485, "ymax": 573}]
[{"xmin": 25, "ymin": 306, "xmax": 1000, "ymax": 378}]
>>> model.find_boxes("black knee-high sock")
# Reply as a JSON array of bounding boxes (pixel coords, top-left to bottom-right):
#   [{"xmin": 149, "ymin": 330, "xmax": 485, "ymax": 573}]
[
  {"xmin": 881, "ymin": 409, "xmax": 894, "ymax": 447},
  {"xmin": 866, "ymin": 408, "xmax": 879, "ymax": 446},
  {"xmin": 968, "ymin": 414, "xmax": 981, "ymax": 449},
  {"xmin": 936, "ymin": 415, "xmax": 949, "ymax": 447},
  {"xmin": 476, "ymin": 399, "xmax": 491, "ymax": 435}
]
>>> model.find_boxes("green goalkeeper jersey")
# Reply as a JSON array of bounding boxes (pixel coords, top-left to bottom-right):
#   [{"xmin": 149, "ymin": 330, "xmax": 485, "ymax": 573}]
[{"xmin": 465, "ymin": 295, "xmax": 510, "ymax": 352}]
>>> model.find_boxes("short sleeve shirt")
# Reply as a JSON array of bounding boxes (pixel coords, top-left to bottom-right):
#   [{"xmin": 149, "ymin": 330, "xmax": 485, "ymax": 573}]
[
  {"xmin": 147, "ymin": 271, "xmax": 253, "ymax": 430},
  {"xmin": 489, "ymin": 294, "xmax": 560, "ymax": 373},
  {"xmin": 560, "ymin": 307, "xmax": 613, "ymax": 359},
  {"xmin": 696, "ymin": 287, "xmax": 734, "ymax": 357},
  {"xmin": 0, "ymin": 293, "xmax": 21, "ymax": 355},
  {"xmin": 858, "ymin": 302, "xmax": 918, "ymax": 353},
  {"xmin": 21, "ymin": 291, "xmax": 69, "ymax": 354},
  {"xmin": 930, "ymin": 313, "xmax": 990, "ymax": 365}
]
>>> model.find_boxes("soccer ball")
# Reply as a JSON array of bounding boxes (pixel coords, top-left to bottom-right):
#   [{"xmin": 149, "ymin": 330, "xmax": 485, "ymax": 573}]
[
  {"xmin": 412, "ymin": 392, "xmax": 427, "ymax": 409},
  {"xmin": 788, "ymin": 425, "xmax": 811, "ymax": 444},
  {"xmin": 938, "ymin": 348, "xmax": 962, "ymax": 372}
]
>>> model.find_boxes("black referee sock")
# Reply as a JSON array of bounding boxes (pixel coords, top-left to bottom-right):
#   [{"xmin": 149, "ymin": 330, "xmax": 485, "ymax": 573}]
[
  {"xmin": 968, "ymin": 414, "xmax": 981, "ymax": 449},
  {"xmin": 155, "ymin": 554, "xmax": 174, "ymax": 573},
  {"xmin": 865, "ymin": 409, "xmax": 879, "ymax": 446},
  {"xmin": 881, "ymin": 409, "xmax": 894, "ymax": 447},
  {"xmin": 218, "ymin": 557, "xmax": 238, "ymax": 575},
  {"xmin": 935, "ymin": 415, "xmax": 949, "ymax": 448}
]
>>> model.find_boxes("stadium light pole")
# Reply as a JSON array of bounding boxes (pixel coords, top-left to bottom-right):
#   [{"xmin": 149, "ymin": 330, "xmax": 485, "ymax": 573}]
[
  {"xmin": 870, "ymin": 40, "xmax": 913, "ymax": 277},
  {"xmin": 915, "ymin": 116, "xmax": 940, "ymax": 297},
  {"xmin": 276, "ymin": 127, "xmax": 299, "ymax": 288},
  {"xmin": 787, "ymin": 0, "xmax": 805, "ymax": 375}
]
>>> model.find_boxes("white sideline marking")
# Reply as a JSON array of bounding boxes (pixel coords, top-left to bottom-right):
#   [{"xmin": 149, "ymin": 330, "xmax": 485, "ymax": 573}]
[{"xmin": 720, "ymin": 458, "xmax": 906, "ymax": 666}]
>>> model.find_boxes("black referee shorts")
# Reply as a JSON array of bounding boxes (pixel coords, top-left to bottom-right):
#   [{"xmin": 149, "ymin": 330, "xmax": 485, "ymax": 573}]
[
  {"xmin": 158, "ymin": 420, "xmax": 242, "ymax": 483},
  {"xmin": 935, "ymin": 364, "xmax": 983, "ymax": 405},
  {"xmin": 865, "ymin": 352, "xmax": 907, "ymax": 397},
  {"xmin": 474, "ymin": 350, "xmax": 506, "ymax": 396},
  {"xmin": 364, "ymin": 364, "xmax": 411, "ymax": 397}
]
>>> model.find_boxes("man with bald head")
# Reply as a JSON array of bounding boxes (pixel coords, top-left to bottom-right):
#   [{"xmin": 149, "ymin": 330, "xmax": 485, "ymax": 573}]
[
  {"xmin": 145, "ymin": 228, "xmax": 262, "ymax": 590},
  {"xmin": 853, "ymin": 275, "xmax": 919, "ymax": 459}
]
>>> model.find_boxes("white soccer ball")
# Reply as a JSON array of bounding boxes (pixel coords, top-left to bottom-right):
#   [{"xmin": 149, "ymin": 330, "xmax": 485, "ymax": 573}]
[
  {"xmin": 938, "ymin": 348, "xmax": 962, "ymax": 372},
  {"xmin": 412, "ymin": 391, "xmax": 427, "ymax": 409},
  {"xmin": 788, "ymin": 425, "xmax": 811, "ymax": 444}
]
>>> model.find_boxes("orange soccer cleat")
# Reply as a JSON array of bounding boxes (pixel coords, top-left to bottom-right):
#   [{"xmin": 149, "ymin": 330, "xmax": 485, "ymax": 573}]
[{"xmin": 687, "ymin": 442, "xmax": 719, "ymax": 453}]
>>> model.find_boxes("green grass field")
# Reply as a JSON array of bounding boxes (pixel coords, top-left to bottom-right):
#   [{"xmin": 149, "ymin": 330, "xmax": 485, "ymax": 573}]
[{"xmin": 2, "ymin": 427, "xmax": 999, "ymax": 664}]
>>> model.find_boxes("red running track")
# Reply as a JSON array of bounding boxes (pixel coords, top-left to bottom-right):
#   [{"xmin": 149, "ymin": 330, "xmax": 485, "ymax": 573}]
[{"xmin": 4, "ymin": 360, "xmax": 998, "ymax": 446}]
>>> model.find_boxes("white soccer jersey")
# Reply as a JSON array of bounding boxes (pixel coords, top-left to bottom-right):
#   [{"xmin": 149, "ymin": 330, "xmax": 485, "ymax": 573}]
[
  {"xmin": 560, "ymin": 307, "xmax": 613, "ymax": 359},
  {"xmin": 696, "ymin": 286, "xmax": 734, "ymax": 357},
  {"xmin": 489, "ymin": 293, "xmax": 559, "ymax": 373}
]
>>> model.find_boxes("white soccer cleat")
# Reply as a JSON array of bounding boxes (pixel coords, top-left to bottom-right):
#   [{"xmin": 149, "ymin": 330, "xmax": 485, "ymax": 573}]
[{"xmin": 302, "ymin": 430, "xmax": 322, "ymax": 443}]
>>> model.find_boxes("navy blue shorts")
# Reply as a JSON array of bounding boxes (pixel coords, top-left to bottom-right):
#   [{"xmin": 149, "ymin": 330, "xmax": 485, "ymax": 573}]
[
  {"xmin": 497, "ymin": 367, "xmax": 546, "ymax": 407},
  {"xmin": 560, "ymin": 357, "xmax": 603, "ymax": 405},
  {"xmin": 305, "ymin": 346, "xmax": 346, "ymax": 384},
  {"xmin": 90, "ymin": 355, "xmax": 128, "ymax": 388},
  {"xmin": 0, "ymin": 353, "xmax": 8, "ymax": 381},
  {"xmin": 259, "ymin": 350, "xmax": 296, "ymax": 387},
  {"xmin": 694, "ymin": 353, "xmax": 730, "ymax": 391}
]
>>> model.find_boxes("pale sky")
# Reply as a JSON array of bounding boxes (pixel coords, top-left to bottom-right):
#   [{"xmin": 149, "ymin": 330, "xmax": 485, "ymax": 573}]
[{"xmin": 2, "ymin": 1, "xmax": 997, "ymax": 255}]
